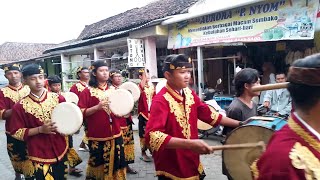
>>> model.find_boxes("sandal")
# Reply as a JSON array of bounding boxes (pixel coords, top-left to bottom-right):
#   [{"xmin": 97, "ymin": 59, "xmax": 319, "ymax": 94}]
[
  {"xmin": 127, "ymin": 167, "xmax": 138, "ymax": 174},
  {"xmin": 69, "ymin": 168, "xmax": 83, "ymax": 177}
]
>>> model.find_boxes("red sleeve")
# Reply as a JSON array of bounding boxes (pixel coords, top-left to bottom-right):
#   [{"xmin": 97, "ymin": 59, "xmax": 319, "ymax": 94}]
[
  {"xmin": 69, "ymin": 84, "xmax": 79, "ymax": 96},
  {"xmin": 0, "ymin": 91, "xmax": 8, "ymax": 120},
  {"xmin": 8, "ymin": 102, "xmax": 29, "ymax": 141},
  {"xmin": 145, "ymin": 97, "xmax": 172, "ymax": 152},
  {"xmin": 194, "ymin": 92, "xmax": 222, "ymax": 127},
  {"xmin": 78, "ymin": 88, "xmax": 90, "ymax": 115}
]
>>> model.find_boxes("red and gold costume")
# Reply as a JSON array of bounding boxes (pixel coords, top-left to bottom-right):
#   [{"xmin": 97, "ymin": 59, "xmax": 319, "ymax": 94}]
[
  {"xmin": 251, "ymin": 112, "xmax": 320, "ymax": 180},
  {"xmin": 138, "ymin": 82, "xmax": 155, "ymax": 151},
  {"xmin": 0, "ymin": 84, "xmax": 34, "ymax": 178},
  {"xmin": 78, "ymin": 85, "xmax": 126, "ymax": 179},
  {"xmin": 69, "ymin": 81, "xmax": 87, "ymax": 97},
  {"xmin": 8, "ymin": 91, "xmax": 68, "ymax": 179},
  {"xmin": 110, "ymin": 84, "xmax": 135, "ymax": 164},
  {"xmin": 145, "ymin": 85, "xmax": 222, "ymax": 179},
  {"xmin": 70, "ymin": 81, "xmax": 89, "ymax": 146}
]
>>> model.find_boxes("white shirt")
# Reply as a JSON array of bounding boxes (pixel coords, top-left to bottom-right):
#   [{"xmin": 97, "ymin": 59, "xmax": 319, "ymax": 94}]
[{"xmin": 294, "ymin": 112, "xmax": 320, "ymax": 141}]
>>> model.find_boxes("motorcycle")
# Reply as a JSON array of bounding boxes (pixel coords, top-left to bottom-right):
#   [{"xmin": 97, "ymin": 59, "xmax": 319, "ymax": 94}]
[{"xmin": 198, "ymin": 78, "xmax": 225, "ymax": 139}]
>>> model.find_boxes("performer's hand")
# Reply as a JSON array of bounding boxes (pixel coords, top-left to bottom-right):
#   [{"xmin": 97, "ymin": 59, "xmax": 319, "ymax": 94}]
[
  {"xmin": 190, "ymin": 139, "xmax": 214, "ymax": 154},
  {"xmin": 263, "ymin": 101, "xmax": 270, "ymax": 108},
  {"xmin": 97, "ymin": 99, "xmax": 110, "ymax": 110},
  {"xmin": 39, "ymin": 122, "xmax": 57, "ymax": 134}
]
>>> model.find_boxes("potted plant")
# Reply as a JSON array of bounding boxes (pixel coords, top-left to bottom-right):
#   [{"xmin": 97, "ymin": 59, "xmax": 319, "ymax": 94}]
[{"xmin": 61, "ymin": 67, "xmax": 77, "ymax": 79}]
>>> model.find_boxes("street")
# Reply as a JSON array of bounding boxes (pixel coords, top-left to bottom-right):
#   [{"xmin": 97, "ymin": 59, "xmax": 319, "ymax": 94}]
[{"xmin": 0, "ymin": 120, "xmax": 227, "ymax": 180}]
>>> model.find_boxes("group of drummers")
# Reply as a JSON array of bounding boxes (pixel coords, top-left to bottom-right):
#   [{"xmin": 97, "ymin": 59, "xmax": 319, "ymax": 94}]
[{"xmin": 0, "ymin": 53, "xmax": 319, "ymax": 180}]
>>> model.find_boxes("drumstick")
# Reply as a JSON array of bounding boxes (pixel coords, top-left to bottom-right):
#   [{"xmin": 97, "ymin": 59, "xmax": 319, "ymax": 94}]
[
  {"xmin": 210, "ymin": 141, "xmax": 266, "ymax": 151},
  {"xmin": 252, "ymin": 82, "xmax": 289, "ymax": 92}
]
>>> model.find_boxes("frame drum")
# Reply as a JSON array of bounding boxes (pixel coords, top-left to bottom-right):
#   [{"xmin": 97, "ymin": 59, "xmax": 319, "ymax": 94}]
[
  {"xmin": 119, "ymin": 81, "xmax": 140, "ymax": 102},
  {"xmin": 51, "ymin": 102, "xmax": 83, "ymax": 135},
  {"xmin": 223, "ymin": 116, "xmax": 287, "ymax": 180},
  {"xmin": 108, "ymin": 89, "xmax": 134, "ymax": 117},
  {"xmin": 61, "ymin": 92, "xmax": 79, "ymax": 104}
]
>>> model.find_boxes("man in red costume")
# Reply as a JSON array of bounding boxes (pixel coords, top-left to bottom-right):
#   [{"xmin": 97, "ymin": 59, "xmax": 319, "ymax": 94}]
[
  {"xmin": 138, "ymin": 68, "xmax": 155, "ymax": 162},
  {"xmin": 8, "ymin": 64, "xmax": 68, "ymax": 179},
  {"xmin": 145, "ymin": 54, "xmax": 241, "ymax": 179},
  {"xmin": 0, "ymin": 63, "xmax": 32, "ymax": 180},
  {"xmin": 251, "ymin": 54, "xmax": 320, "ymax": 179},
  {"xmin": 69, "ymin": 66, "xmax": 90, "ymax": 152},
  {"xmin": 78, "ymin": 61, "xmax": 126, "ymax": 179}
]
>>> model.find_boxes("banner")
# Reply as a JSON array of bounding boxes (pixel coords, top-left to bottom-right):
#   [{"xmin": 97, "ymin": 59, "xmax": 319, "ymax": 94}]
[
  {"xmin": 127, "ymin": 38, "xmax": 145, "ymax": 67},
  {"xmin": 168, "ymin": 0, "xmax": 319, "ymax": 49}
]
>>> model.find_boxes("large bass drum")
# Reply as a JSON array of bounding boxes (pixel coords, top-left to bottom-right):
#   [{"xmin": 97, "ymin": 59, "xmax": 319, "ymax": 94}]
[{"xmin": 223, "ymin": 116, "xmax": 287, "ymax": 180}]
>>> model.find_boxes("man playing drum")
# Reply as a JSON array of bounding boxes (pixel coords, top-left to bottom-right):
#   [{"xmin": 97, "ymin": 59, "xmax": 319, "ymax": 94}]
[
  {"xmin": 222, "ymin": 68, "xmax": 260, "ymax": 180},
  {"xmin": 263, "ymin": 72, "xmax": 292, "ymax": 118},
  {"xmin": 69, "ymin": 66, "xmax": 90, "ymax": 152},
  {"xmin": 8, "ymin": 64, "xmax": 68, "ymax": 179},
  {"xmin": 109, "ymin": 69, "xmax": 137, "ymax": 174},
  {"xmin": 78, "ymin": 61, "xmax": 126, "ymax": 179},
  {"xmin": 0, "ymin": 64, "xmax": 33, "ymax": 180},
  {"xmin": 145, "ymin": 54, "xmax": 241, "ymax": 180},
  {"xmin": 251, "ymin": 54, "xmax": 320, "ymax": 179},
  {"xmin": 47, "ymin": 75, "xmax": 83, "ymax": 177},
  {"xmin": 138, "ymin": 68, "xmax": 155, "ymax": 162}
]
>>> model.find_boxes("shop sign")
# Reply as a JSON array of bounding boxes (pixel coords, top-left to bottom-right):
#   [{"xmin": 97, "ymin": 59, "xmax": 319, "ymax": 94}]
[
  {"xmin": 168, "ymin": 0, "xmax": 319, "ymax": 49},
  {"xmin": 127, "ymin": 38, "xmax": 145, "ymax": 67}
]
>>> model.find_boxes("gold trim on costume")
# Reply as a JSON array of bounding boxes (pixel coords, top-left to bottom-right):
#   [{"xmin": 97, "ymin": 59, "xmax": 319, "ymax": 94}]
[
  {"xmin": 87, "ymin": 132, "xmax": 122, "ymax": 141},
  {"xmin": 28, "ymin": 143, "xmax": 68, "ymax": 163},
  {"xmin": 166, "ymin": 85, "xmax": 183, "ymax": 101},
  {"xmin": 198, "ymin": 163, "xmax": 204, "ymax": 174},
  {"xmin": 21, "ymin": 93, "xmax": 59, "ymax": 123},
  {"xmin": 90, "ymin": 87, "xmax": 113, "ymax": 101},
  {"xmin": 250, "ymin": 159, "xmax": 259, "ymax": 179},
  {"xmin": 139, "ymin": 112, "xmax": 149, "ymax": 121},
  {"xmin": 109, "ymin": 139, "xmax": 115, "ymax": 178},
  {"xmin": 288, "ymin": 118, "xmax": 320, "ymax": 153},
  {"xmin": 149, "ymin": 131, "xmax": 168, "ymax": 152},
  {"xmin": 76, "ymin": 83, "xmax": 86, "ymax": 92},
  {"xmin": 289, "ymin": 142, "xmax": 320, "ymax": 180},
  {"xmin": 1, "ymin": 85, "xmax": 30, "ymax": 103},
  {"xmin": 144, "ymin": 84, "xmax": 154, "ymax": 108},
  {"xmin": 209, "ymin": 106, "xmax": 220, "ymax": 126},
  {"xmin": 156, "ymin": 171, "xmax": 200, "ymax": 180},
  {"xmin": 12, "ymin": 128, "xmax": 27, "ymax": 141},
  {"xmin": 163, "ymin": 88, "xmax": 194, "ymax": 139}
]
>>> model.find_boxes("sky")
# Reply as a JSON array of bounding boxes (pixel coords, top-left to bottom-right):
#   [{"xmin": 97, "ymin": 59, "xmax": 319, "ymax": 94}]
[{"xmin": 0, "ymin": 0, "xmax": 157, "ymax": 45}]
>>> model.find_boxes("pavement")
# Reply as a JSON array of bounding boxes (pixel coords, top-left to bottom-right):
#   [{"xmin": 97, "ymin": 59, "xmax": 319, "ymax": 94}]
[{"xmin": 0, "ymin": 119, "xmax": 228, "ymax": 180}]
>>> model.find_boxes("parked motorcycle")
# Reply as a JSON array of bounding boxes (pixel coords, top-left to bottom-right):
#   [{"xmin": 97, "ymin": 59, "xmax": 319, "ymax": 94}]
[{"xmin": 198, "ymin": 78, "xmax": 225, "ymax": 139}]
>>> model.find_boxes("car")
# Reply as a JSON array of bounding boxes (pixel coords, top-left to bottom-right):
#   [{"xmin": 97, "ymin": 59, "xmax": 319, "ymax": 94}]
[{"xmin": 0, "ymin": 69, "xmax": 8, "ymax": 88}]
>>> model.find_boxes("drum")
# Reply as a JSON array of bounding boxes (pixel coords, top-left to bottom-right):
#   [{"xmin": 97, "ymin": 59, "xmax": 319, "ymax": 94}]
[
  {"xmin": 223, "ymin": 116, "xmax": 287, "ymax": 180},
  {"xmin": 108, "ymin": 89, "xmax": 134, "ymax": 117},
  {"xmin": 156, "ymin": 79, "xmax": 167, "ymax": 94},
  {"xmin": 51, "ymin": 102, "xmax": 83, "ymax": 135},
  {"xmin": 119, "ymin": 81, "xmax": 140, "ymax": 102},
  {"xmin": 61, "ymin": 92, "xmax": 79, "ymax": 104}
]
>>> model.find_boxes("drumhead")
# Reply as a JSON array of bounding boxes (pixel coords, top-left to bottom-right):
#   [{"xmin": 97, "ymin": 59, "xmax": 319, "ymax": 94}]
[
  {"xmin": 108, "ymin": 89, "xmax": 134, "ymax": 116},
  {"xmin": 119, "ymin": 81, "xmax": 140, "ymax": 102},
  {"xmin": 197, "ymin": 105, "xmax": 216, "ymax": 131},
  {"xmin": 223, "ymin": 125, "xmax": 274, "ymax": 180},
  {"xmin": 62, "ymin": 92, "xmax": 79, "ymax": 104},
  {"xmin": 51, "ymin": 102, "xmax": 83, "ymax": 135},
  {"xmin": 156, "ymin": 79, "xmax": 167, "ymax": 94}
]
